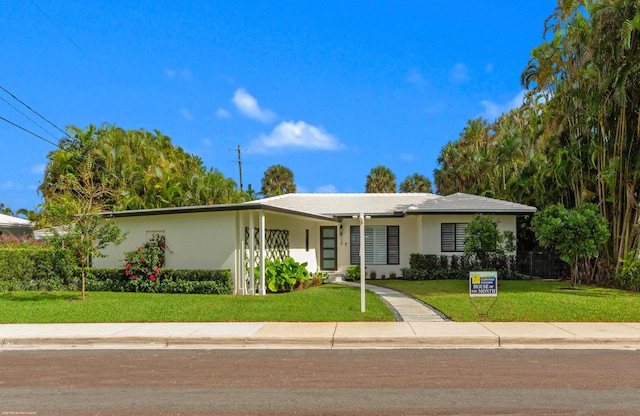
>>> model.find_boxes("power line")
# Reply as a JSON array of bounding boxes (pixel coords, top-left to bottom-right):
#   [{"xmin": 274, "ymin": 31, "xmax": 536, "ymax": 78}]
[
  {"xmin": 0, "ymin": 95, "xmax": 59, "ymax": 141},
  {"xmin": 0, "ymin": 115, "xmax": 59, "ymax": 148},
  {"xmin": 29, "ymin": 0, "xmax": 86, "ymax": 56},
  {"xmin": 0, "ymin": 85, "xmax": 70, "ymax": 138}
]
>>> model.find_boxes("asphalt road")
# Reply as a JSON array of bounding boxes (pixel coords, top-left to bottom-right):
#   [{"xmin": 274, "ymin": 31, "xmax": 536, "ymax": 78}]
[{"xmin": 1, "ymin": 349, "xmax": 640, "ymax": 415}]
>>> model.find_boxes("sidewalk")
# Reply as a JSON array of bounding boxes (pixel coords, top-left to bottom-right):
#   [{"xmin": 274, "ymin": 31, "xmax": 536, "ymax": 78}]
[
  {"xmin": 2, "ymin": 284, "xmax": 640, "ymax": 350},
  {"xmin": 2, "ymin": 321, "xmax": 640, "ymax": 350}
]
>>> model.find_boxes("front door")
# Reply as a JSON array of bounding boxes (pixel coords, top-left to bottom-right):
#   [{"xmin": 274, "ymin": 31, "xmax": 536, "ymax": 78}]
[{"xmin": 320, "ymin": 226, "xmax": 337, "ymax": 271}]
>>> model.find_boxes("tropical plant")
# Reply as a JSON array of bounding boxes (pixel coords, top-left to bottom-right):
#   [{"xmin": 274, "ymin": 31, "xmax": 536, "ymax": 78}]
[
  {"xmin": 463, "ymin": 214, "xmax": 515, "ymax": 270},
  {"xmin": 365, "ymin": 165, "xmax": 396, "ymax": 193},
  {"xmin": 531, "ymin": 203, "xmax": 610, "ymax": 287},
  {"xmin": 256, "ymin": 257, "xmax": 309, "ymax": 293},
  {"xmin": 40, "ymin": 124, "xmax": 250, "ymax": 211},
  {"xmin": 260, "ymin": 164, "xmax": 297, "ymax": 197},
  {"xmin": 399, "ymin": 173, "xmax": 432, "ymax": 193}
]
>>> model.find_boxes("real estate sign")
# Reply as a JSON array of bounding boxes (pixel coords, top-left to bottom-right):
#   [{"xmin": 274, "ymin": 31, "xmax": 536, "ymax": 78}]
[{"xmin": 469, "ymin": 271, "xmax": 497, "ymax": 297}]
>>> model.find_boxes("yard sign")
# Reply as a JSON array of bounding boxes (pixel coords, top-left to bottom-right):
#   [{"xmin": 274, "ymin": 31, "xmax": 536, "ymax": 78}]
[{"xmin": 469, "ymin": 271, "xmax": 497, "ymax": 297}]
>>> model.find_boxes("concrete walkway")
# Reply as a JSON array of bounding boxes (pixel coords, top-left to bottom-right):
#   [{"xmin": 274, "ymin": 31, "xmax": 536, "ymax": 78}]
[{"xmin": 339, "ymin": 281, "xmax": 449, "ymax": 322}]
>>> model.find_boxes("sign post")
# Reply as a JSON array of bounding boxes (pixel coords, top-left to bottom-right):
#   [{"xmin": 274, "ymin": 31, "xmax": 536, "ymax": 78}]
[{"xmin": 469, "ymin": 271, "xmax": 498, "ymax": 318}]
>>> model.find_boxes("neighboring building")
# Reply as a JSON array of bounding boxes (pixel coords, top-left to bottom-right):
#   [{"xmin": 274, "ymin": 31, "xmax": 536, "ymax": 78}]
[
  {"xmin": 0, "ymin": 213, "xmax": 33, "ymax": 238},
  {"xmin": 94, "ymin": 193, "xmax": 536, "ymax": 294}
]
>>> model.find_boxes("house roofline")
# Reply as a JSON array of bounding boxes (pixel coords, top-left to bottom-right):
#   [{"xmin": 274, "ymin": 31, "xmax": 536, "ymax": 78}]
[{"xmin": 102, "ymin": 202, "xmax": 339, "ymax": 223}]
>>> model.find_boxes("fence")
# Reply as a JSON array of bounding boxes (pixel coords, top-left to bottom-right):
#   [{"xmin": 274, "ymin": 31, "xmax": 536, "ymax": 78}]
[{"xmin": 517, "ymin": 251, "xmax": 569, "ymax": 279}]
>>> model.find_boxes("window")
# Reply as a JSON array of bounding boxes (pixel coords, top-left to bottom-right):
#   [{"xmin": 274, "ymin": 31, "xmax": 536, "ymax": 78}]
[
  {"xmin": 441, "ymin": 223, "xmax": 467, "ymax": 252},
  {"xmin": 350, "ymin": 225, "xmax": 399, "ymax": 265}
]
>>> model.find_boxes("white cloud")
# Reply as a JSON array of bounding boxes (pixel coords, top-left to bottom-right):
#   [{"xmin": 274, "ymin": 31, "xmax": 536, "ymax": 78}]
[
  {"xmin": 164, "ymin": 69, "xmax": 193, "ymax": 81},
  {"xmin": 480, "ymin": 90, "xmax": 526, "ymax": 121},
  {"xmin": 29, "ymin": 164, "xmax": 46, "ymax": 175},
  {"xmin": 180, "ymin": 108, "xmax": 194, "ymax": 121},
  {"xmin": 215, "ymin": 108, "xmax": 231, "ymax": 118},
  {"xmin": 449, "ymin": 63, "xmax": 470, "ymax": 83},
  {"xmin": 249, "ymin": 121, "xmax": 342, "ymax": 153},
  {"xmin": 314, "ymin": 184, "xmax": 338, "ymax": 193},
  {"xmin": 0, "ymin": 181, "xmax": 22, "ymax": 190},
  {"xmin": 232, "ymin": 88, "xmax": 277, "ymax": 123},
  {"xmin": 405, "ymin": 68, "xmax": 428, "ymax": 87},
  {"xmin": 400, "ymin": 153, "xmax": 416, "ymax": 162}
]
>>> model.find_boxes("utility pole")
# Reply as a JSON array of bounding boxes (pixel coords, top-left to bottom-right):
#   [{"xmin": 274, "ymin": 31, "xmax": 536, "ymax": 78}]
[{"xmin": 237, "ymin": 144, "xmax": 243, "ymax": 191}]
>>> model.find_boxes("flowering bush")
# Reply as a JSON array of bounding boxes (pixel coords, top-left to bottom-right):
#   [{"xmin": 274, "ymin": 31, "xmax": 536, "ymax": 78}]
[{"xmin": 123, "ymin": 234, "xmax": 166, "ymax": 291}]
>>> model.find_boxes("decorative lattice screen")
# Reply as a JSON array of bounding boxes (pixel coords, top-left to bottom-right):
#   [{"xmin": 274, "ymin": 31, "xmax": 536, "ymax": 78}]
[{"xmin": 244, "ymin": 227, "xmax": 290, "ymax": 269}]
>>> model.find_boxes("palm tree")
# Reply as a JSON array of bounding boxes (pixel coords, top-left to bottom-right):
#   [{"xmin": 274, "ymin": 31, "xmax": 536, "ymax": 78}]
[
  {"xmin": 365, "ymin": 165, "xmax": 396, "ymax": 193},
  {"xmin": 260, "ymin": 165, "xmax": 296, "ymax": 197},
  {"xmin": 399, "ymin": 174, "xmax": 432, "ymax": 193}
]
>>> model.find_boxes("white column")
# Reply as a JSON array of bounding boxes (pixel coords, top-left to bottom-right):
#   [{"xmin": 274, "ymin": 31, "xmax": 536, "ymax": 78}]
[
  {"xmin": 238, "ymin": 212, "xmax": 246, "ymax": 295},
  {"xmin": 359, "ymin": 213, "xmax": 366, "ymax": 313},
  {"xmin": 259, "ymin": 210, "xmax": 266, "ymax": 295},
  {"xmin": 249, "ymin": 212, "xmax": 255, "ymax": 296}
]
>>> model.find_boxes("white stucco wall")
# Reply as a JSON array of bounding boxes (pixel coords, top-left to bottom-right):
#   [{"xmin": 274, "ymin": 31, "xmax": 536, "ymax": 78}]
[
  {"xmin": 93, "ymin": 211, "xmax": 237, "ymax": 271},
  {"xmin": 420, "ymin": 214, "xmax": 517, "ymax": 256},
  {"xmin": 336, "ymin": 216, "xmax": 420, "ymax": 278}
]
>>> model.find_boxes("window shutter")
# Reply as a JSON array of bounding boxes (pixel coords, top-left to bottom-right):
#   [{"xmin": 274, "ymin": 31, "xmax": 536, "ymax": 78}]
[
  {"xmin": 441, "ymin": 223, "xmax": 455, "ymax": 252},
  {"xmin": 387, "ymin": 226, "xmax": 399, "ymax": 265},
  {"xmin": 455, "ymin": 224, "xmax": 467, "ymax": 252},
  {"xmin": 350, "ymin": 226, "xmax": 360, "ymax": 265}
]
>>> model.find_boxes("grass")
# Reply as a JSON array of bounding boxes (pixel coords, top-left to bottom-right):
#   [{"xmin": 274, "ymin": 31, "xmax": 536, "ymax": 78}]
[
  {"xmin": 370, "ymin": 279, "xmax": 640, "ymax": 322},
  {"xmin": 0, "ymin": 284, "xmax": 395, "ymax": 323}
]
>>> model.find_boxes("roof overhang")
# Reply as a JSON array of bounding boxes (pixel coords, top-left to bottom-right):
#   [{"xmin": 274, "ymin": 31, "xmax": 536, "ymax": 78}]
[{"xmin": 102, "ymin": 202, "xmax": 339, "ymax": 223}]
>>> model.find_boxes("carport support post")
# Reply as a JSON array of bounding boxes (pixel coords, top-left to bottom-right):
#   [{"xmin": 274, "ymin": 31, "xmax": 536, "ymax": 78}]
[
  {"xmin": 359, "ymin": 213, "xmax": 366, "ymax": 313},
  {"xmin": 259, "ymin": 210, "xmax": 266, "ymax": 295},
  {"xmin": 249, "ymin": 213, "xmax": 255, "ymax": 295}
]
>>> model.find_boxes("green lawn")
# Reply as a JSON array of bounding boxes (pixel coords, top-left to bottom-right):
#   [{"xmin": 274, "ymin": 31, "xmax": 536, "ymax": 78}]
[
  {"xmin": 370, "ymin": 279, "xmax": 640, "ymax": 322},
  {"xmin": 0, "ymin": 284, "xmax": 395, "ymax": 323}
]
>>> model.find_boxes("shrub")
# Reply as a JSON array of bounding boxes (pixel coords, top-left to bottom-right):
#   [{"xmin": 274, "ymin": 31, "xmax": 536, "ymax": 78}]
[
  {"xmin": 255, "ymin": 257, "xmax": 310, "ymax": 293},
  {"xmin": 0, "ymin": 240, "xmax": 78, "ymax": 291},
  {"xmin": 613, "ymin": 252, "xmax": 640, "ymax": 292},
  {"xmin": 346, "ymin": 265, "xmax": 361, "ymax": 281},
  {"xmin": 124, "ymin": 234, "xmax": 166, "ymax": 287},
  {"xmin": 86, "ymin": 268, "xmax": 232, "ymax": 294},
  {"xmin": 402, "ymin": 253, "xmax": 524, "ymax": 281}
]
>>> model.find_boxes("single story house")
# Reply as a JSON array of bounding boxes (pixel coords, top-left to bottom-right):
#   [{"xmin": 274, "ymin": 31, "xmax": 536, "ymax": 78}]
[
  {"xmin": 0, "ymin": 213, "xmax": 33, "ymax": 238},
  {"xmin": 94, "ymin": 193, "xmax": 536, "ymax": 294}
]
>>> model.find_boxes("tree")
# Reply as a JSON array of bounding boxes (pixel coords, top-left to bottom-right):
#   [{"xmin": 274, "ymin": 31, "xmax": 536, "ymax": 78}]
[
  {"xmin": 399, "ymin": 173, "xmax": 432, "ymax": 193},
  {"xmin": 260, "ymin": 165, "xmax": 296, "ymax": 197},
  {"xmin": 41, "ymin": 156, "xmax": 126, "ymax": 300},
  {"xmin": 365, "ymin": 165, "xmax": 396, "ymax": 193},
  {"xmin": 463, "ymin": 214, "xmax": 515, "ymax": 270},
  {"xmin": 40, "ymin": 124, "xmax": 250, "ymax": 211},
  {"xmin": 531, "ymin": 203, "xmax": 610, "ymax": 287}
]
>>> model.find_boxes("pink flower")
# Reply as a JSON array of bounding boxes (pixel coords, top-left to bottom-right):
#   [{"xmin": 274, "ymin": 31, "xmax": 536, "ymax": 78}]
[
  {"xmin": 125, "ymin": 269, "xmax": 130, "ymax": 275},
  {"xmin": 131, "ymin": 275, "xmax": 137, "ymax": 280},
  {"xmin": 140, "ymin": 257, "xmax": 145, "ymax": 262},
  {"xmin": 149, "ymin": 275, "xmax": 156, "ymax": 282}
]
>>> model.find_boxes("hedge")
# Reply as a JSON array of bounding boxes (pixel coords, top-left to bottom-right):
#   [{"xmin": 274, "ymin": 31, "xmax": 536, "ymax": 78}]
[
  {"xmin": 0, "ymin": 247, "xmax": 78, "ymax": 291},
  {"xmin": 86, "ymin": 268, "xmax": 233, "ymax": 294},
  {"xmin": 403, "ymin": 253, "xmax": 526, "ymax": 281}
]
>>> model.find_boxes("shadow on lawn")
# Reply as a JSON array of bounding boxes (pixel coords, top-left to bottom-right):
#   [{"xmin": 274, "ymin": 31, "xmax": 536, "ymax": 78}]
[{"xmin": 0, "ymin": 292, "xmax": 81, "ymax": 302}]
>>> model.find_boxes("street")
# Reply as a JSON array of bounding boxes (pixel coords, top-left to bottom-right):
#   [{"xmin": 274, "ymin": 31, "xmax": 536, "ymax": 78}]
[{"xmin": 1, "ymin": 349, "xmax": 639, "ymax": 415}]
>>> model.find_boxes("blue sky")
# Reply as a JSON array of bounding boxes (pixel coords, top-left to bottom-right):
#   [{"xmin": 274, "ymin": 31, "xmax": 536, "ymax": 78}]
[{"xmin": 1, "ymin": 1, "xmax": 558, "ymax": 211}]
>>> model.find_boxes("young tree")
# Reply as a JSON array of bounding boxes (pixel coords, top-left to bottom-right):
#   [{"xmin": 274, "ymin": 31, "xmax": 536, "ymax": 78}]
[
  {"xmin": 463, "ymin": 214, "xmax": 515, "ymax": 269},
  {"xmin": 41, "ymin": 157, "xmax": 126, "ymax": 300},
  {"xmin": 530, "ymin": 203, "xmax": 610, "ymax": 287},
  {"xmin": 399, "ymin": 173, "xmax": 432, "ymax": 193},
  {"xmin": 365, "ymin": 165, "xmax": 396, "ymax": 193},
  {"xmin": 260, "ymin": 164, "xmax": 296, "ymax": 197}
]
